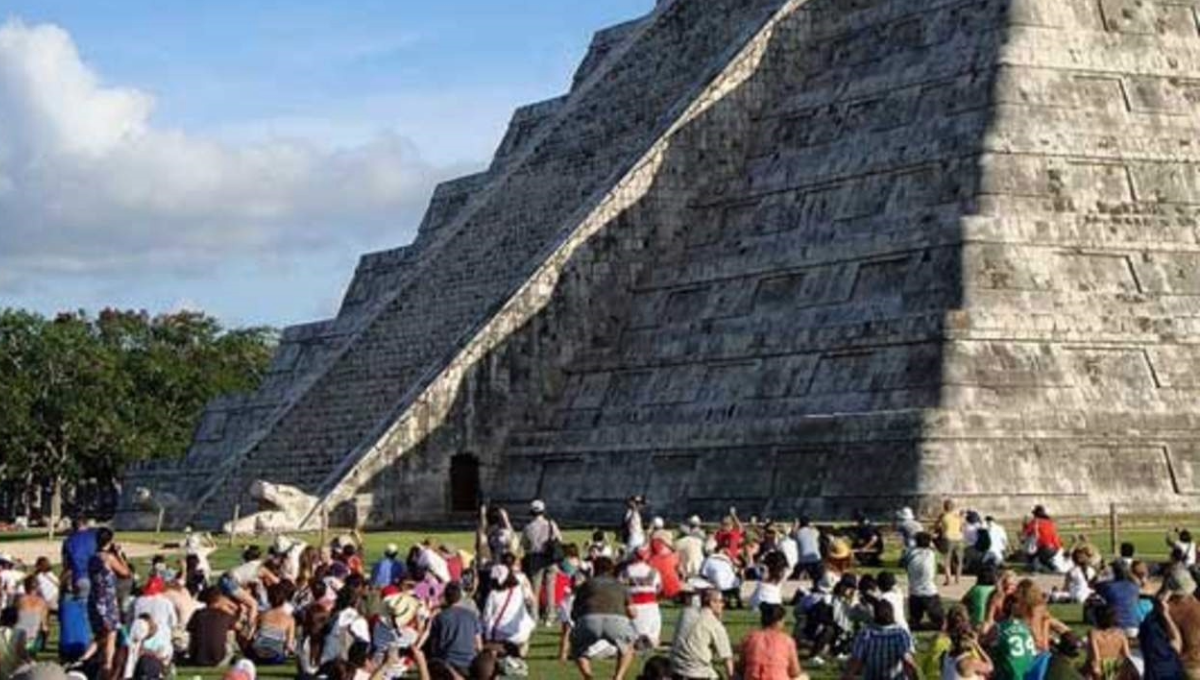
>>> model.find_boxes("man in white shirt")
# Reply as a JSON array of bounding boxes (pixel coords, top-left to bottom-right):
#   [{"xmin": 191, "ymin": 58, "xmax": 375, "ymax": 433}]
[
  {"xmin": 775, "ymin": 524, "xmax": 799, "ymax": 574},
  {"xmin": 984, "ymin": 516, "xmax": 1009, "ymax": 566},
  {"xmin": 1167, "ymin": 529, "xmax": 1197, "ymax": 567},
  {"xmin": 903, "ymin": 533, "xmax": 943, "ymax": 631},
  {"xmin": 699, "ymin": 552, "xmax": 741, "ymax": 608},
  {"xmin": 0, "ymin": 555, "xmax": 26, "ymax": 611}
]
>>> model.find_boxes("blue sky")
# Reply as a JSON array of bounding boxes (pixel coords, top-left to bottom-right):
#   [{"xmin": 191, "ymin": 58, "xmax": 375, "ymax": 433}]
[{"xmin": 0, "ymin": 1, "xmax": 652, "ymax": 328}]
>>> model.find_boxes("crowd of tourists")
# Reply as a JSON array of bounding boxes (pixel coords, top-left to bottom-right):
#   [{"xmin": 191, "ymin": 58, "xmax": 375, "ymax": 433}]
[{"xmin": 0, "ymin": 499, "xmax": 1197, "ymax": 680}]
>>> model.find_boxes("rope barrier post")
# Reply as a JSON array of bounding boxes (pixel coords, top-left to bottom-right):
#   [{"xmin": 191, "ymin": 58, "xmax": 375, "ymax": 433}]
[
  {"xmin": 229, "ymin": 504, "xmax": 240, "ymax": 547},
  {"xmin": 1109, "ymin": 503, "xmax": 1118, "ymax": 557}
]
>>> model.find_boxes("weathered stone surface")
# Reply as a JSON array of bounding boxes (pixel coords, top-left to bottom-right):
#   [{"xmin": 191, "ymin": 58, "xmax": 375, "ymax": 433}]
[
  {"xmin": 120, "ymin": 0, "xmax": 1200, "ymax": 531},
  {"xmin": 223, "ymin": 482, "xmax": 317, "ymax": 535}
]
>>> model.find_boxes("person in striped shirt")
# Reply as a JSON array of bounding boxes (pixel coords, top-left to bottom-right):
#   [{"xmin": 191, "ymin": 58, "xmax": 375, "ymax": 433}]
[
  {"xmin": 842, "ymin": 600, "xmax": 917, "ymax": 680},
  {"xmin": 621, "ymin": 546, "xmax": 664, "ymax": 648}
]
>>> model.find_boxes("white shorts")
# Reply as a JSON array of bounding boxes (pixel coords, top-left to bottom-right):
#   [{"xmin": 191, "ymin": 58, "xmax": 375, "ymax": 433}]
[{"xmin": 629, "ymin": 603, "xmax": 662, "ymax": 647}]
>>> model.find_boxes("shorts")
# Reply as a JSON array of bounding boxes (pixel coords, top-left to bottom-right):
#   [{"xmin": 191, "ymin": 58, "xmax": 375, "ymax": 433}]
[
  {"xmin": 570, "ymin": 614, "xmax": 638, "ymax": 660},
  {"xmin": 939, "ymin": 539, "xmax": 963, "ymax": 558}
]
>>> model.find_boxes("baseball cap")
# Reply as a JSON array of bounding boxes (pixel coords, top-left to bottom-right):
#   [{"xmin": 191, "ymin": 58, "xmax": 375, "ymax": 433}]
[
  {"xmin": 687, "ymin": 515, "xmax": 702, "ymax": 527},
  {"xmin": 385, "ymin": 543, "xmax": 400, "ymax": 556},
  {"xmin": 651, "ymin": 517, "xmax": 664, "ymax": 529},
  {"xmin": 531, "ymin": 500, "xmax": 546, "ymax": 514}
]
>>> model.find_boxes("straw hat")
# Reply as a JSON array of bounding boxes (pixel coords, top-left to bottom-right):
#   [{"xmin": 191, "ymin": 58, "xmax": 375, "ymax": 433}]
[{"xmin": 827, "ymin": 538, "xmax": 852, "ymax": 561}]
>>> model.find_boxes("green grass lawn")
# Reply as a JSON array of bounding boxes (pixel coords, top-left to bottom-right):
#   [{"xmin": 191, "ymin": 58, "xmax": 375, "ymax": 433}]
[
  {"xmin": 39, "ymin": 598, "xmax": 1093, "ymax": 680},
  {"xmin": 19, "ymin": 520, "xmax": 1194, "ymax": 679}
]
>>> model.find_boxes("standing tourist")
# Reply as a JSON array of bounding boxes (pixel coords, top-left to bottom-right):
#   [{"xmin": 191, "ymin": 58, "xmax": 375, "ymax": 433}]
[
  {"xmin": 670, "ymin": 589, "xmax": 734, "ymax": 680},
  {"xmin": 934, "ymin": 500, "xmax": 964, "ymax": 587},
  {"xmin": 622, "ymin": 497, "xmax": 647, "ymax": 556},
  {"xmin": 520, "ymin": 499, "xmax": 562, "ymax": 627},
  {"xmin": 675, "ymin": 517, "xmax": 706, "ymax": 579},
  {"xmin": 794, "ymin": 519, "xmax": 823, "ymax": 581},
  {"xmin": 88, "ymin": 528, "xmax": 132, "ymax": 680},
  {"xmin": 480, "ymin": 505, "xmax": 517, "ymax": 571},
  {"xmin": 895, "ymin": 508, "xmax": 923, "ymax": 553},
  {"xmin": 61, "ymin": 518, "xmax": 97, "ymax": 597},
  {"xmin": 622, "ymin": 547, "xmax": 664, "ymax": 648}
]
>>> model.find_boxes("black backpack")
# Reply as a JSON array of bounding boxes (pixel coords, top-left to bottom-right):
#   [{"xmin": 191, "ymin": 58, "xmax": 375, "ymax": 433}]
[{"xmin": 975, "ymin": 526, "xmax": 992, "ymax": 554}]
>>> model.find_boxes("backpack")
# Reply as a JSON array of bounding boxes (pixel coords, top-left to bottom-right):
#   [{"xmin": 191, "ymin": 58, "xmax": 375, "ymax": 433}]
[{"xmin": 975, "ymin": 526, "xmax": 992, "ymax": 554}]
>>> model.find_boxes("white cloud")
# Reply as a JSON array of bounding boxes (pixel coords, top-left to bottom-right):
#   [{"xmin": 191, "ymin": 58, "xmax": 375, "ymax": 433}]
[{"xmin": 0, "ymin": 19, "xmax": 456, "ymax": 289}]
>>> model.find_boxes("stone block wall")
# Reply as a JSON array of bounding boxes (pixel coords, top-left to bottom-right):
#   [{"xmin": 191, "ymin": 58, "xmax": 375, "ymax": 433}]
[{"xmin": 124, "ymin": 0, "xmax": 1200, "ymax": 530}]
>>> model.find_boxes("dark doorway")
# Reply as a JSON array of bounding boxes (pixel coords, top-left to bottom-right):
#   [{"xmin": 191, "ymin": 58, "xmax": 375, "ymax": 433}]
[{"xmin": 450, "ymin": 454, "xmax": 481, "ymax": 513}]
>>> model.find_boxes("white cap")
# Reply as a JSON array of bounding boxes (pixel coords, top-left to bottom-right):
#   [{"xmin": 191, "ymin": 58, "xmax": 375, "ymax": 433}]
[
  {"xmin": 385, "ymin": 543, "xmax": 400, "ymax": 556},
  {"xmin": 896, "ymin": 507, "xmax": 915, "ymax": 521},
  {"xmin": 0, "ymin": 553, "xmax": 13, "ymax": 566},
  {"xmin": 234, "ymin": 658, "xmax": 258, "ymax": 680},
  {"xmin": 531, "ymin": 499, "xmax": 546, "ymax": 514},
  {"xmin": 687, "ymin": 515, "xmax": 702, "ymax": 527},
  {"xmin": 651, "ymin": 516, "xmax": 664, "ymax": 529}
]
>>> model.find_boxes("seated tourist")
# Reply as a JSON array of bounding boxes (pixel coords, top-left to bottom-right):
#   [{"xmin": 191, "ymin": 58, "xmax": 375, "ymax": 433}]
[
  {"xmin": 428, "ymin": 583, "xmax": 481, "ymax": 677},
  {"xmin": 250, "ymin": 583, "xmax": 295, "ymax": 664},
  {"xmin": 187, "ymin": 588, "xmax": 242, "ymax": 667},
  {"xmin": 737, "ymin": 603, "xmax": 807, "ymax": 680}
]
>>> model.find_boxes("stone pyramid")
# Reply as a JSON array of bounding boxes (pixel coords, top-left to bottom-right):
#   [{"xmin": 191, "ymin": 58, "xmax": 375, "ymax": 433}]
[{"xmin": 121, "ymin": 0, "xmax": 1200, "ymax": 530}]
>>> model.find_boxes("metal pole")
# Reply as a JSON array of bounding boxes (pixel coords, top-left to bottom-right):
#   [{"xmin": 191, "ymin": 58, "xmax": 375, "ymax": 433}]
[
  {"xmin": 155, "ymin": 506, "xmax": 166, "ymax": 537},
  {"xmin": 319, "ymin": 506, "xmax": 328, "ymax": 548},
  {"xmin": 1109, "ymin": 503, "xmax": 1118, "ymax": 557},
  {"xmin": 229, "ymin": 504, "xmax": 241, "ymax": 547}
]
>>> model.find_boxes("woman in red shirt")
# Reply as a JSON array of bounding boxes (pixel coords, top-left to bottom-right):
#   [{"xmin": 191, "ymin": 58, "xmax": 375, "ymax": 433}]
[
  {"xmin": 738, "ymin": 604, "xmax": 808, "ymax": 680},
  {"xmin": 1022, "ymin": 505, "xmax": 1064, "ymax": 571}
]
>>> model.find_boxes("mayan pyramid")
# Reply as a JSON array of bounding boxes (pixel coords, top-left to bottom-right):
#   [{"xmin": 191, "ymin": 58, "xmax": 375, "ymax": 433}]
[{"xmin": 121, "ymin": 0, "xmax": 1200, "ymax": 530}]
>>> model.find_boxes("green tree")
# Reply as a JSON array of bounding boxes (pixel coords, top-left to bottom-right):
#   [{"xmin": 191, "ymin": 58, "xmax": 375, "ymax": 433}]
[{"xmin": 0, "ymin": 307, "xmax": 275, "ymax": 520}]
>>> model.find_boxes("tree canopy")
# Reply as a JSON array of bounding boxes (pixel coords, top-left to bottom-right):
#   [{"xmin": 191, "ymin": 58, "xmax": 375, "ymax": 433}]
[{"xmin": 0, "ymin": 308, "xmax": 275, "ymax": 510}]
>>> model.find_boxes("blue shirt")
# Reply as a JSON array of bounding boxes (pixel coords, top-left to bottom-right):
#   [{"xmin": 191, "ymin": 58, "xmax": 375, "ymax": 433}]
[
  {"xmin": 371, "ymin": 557, "xmax": 407, "ymax": 588},
  {"xmin": 428, "ymin": 605, "xmax": 481, "ymax": 670},
  {"xmin": 1096, "ymin": 580, "xmax": 1142, "ymax": 630},
  {"xmin": 852, "ymin": 624, "xmax": 915, "ymax": 680},
  {"xmin": 62, "ymin": 529, "xmax": 97, "ymax": 582}
]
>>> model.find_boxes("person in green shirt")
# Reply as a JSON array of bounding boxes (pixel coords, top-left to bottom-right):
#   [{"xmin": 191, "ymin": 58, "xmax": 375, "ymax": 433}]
[
  {"xmin": 962, "ymin": 565, "xmax": 998, "ymax": 629},
  {"xmin": 991, "ymin": 601, "xmax": 1040, "ymax": 680}
]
